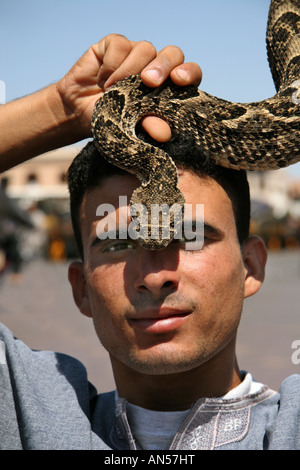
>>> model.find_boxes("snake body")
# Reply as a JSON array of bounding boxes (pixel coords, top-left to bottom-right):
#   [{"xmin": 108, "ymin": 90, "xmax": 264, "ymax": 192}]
[{"xmin": 91, "ymin": 0, "xmax": 300, "ymax": 249}]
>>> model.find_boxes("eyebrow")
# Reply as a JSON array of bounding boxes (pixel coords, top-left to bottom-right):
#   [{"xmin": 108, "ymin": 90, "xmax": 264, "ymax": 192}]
[
  {"xmin": 179, "ymin": 220, "xmax": 224, "ymax": 241},
  {"xmin": 203, "ymin": 222, "xmax": 224, "ymax": 238},
  {"xmin": 90, "ymin": 220, "xmax": 224, "ymax": 249}
]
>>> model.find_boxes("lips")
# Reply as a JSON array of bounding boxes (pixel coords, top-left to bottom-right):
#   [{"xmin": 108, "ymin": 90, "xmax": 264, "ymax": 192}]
[{"xmin": 128, "ymin": 308, "xmax": 192, "ymax": 334}]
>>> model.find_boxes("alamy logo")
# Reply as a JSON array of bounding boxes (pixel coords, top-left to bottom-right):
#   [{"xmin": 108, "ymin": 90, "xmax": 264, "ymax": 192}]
[
  {"xmin": 0, "ymin": 80, "xmax": 6, "ymax": 104},
  {"xmin": 96, "ymin": 196, "xmax": 204, "ymax": 250},
  {"xmin": 291, "ymin": 340, "xmax": 300, "ymax": 365}
]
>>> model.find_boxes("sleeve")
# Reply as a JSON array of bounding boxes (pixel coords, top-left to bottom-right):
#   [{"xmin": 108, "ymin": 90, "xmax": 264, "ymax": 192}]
[
  {"xmin": 0, "ymin": 322, "xmax": 100, "ymax": 449},
  {"xmin": 268, "ymin": 374, "xmax": 300, "ymax": 450}
]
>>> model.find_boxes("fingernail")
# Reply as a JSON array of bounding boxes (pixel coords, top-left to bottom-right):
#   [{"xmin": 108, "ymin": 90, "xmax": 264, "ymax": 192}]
[
  {"xmin": 144, "ymin": 69, "xmax": 162, "ymax": 83},
  {"xmin": 176, "ymin": 68, "xmax": 189, "ymax": 81}
]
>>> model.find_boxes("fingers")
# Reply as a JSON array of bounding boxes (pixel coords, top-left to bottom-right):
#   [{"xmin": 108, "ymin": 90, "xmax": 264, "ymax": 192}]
[
  {"xmin": 92, "ymin": 34, "xmax": 157, "ymax": 90},
  {"xmin": 141, "ymin": 47, "xmax": 202, "ymax": 88},
  {"xmin": 141, "ymin": 45, "xmax": 185, "ymax": 87},
  {"xmin": 170, "ymin": 62, "xmax": 203, "ymax": 88},
  {"xmin": 92, "ymin": 35, "xmax": 203, "ymax": 92},
  {"xmin": 93, "ymin": 35, "xmax": 134, "ymax": 89},
  {"xmin": 141, "ymin": 116, "xmax": 172, "ymax": 142},
  {"xmin": 90, "ymin": 35, "xmax": 203, "ymax": 144},
  {"xmin": 140, "ymin": 52, "xmax": 202, "ymax": 143}
]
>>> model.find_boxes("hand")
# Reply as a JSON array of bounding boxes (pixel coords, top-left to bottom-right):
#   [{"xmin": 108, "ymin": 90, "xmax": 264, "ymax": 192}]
[
  {"xmin": 56, "ymin": 34, "xmax": 202, "ymax": 140},
  {"xmin": 0, "ymin": 33, "xmax": 202, "ymax": 173}
]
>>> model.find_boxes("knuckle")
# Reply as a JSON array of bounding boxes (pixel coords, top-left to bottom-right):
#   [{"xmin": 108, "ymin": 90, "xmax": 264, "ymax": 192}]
[
  {"xmin": 161, "ymin": 45, "xmax": 185, "ymax": 62},
  {"xmin": 106, "ymin": 33, "xmax": 127, "ymax": 41},
  {"xmin": 136, "ymin": 40, "xmax": 157, "ymax": 57},
  {"xmin": 106, "ymin": 34, "xmax": 133, "ymax": 53}
]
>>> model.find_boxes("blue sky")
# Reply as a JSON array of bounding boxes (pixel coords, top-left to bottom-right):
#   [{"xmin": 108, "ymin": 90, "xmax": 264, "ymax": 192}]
[{"xmin": 1, "ymin": 0, "xmax": 300, "ymax": 177}]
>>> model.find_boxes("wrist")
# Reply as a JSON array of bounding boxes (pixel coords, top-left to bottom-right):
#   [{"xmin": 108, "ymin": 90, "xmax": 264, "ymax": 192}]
[
  {"xmin": 0, "ymin": 83, "xmax": 91, "ymax": 173},
  {"xmin": 46, "ymin": 82, "xmax": 91, "ymax": 144}
]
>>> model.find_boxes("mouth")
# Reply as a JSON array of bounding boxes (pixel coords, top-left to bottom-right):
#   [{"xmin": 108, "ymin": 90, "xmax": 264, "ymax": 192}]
[{"xmin": 128, "ymin": 308, "xmax": 192, "ymax": 334}]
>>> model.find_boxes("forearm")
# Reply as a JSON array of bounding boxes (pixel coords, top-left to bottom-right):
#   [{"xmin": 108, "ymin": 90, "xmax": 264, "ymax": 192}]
[{"xmin": 0, "ymin": 84, "xmax": 89, "ymax": 173}]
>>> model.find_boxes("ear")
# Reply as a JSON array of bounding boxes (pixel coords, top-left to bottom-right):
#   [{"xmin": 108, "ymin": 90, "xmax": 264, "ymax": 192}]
[
  {"xmin": 68, "ymin": 261, "xmax": 92, "ymax": 318},
  {"xmin": 242, "ymin": 236, "xmax": 267, "ymax": 299}
]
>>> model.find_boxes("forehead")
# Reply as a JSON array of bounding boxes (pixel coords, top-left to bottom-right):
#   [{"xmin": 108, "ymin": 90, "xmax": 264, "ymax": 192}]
[{"xmin": 79, "ymin": 169, "xmax": 235, "ymax": 234}]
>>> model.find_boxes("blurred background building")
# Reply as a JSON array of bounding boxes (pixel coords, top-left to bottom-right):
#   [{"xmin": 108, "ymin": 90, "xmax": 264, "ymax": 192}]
[
  {"xmin": 248, "ymin": 171, "xmax": 300, "ymax": 250},
  {"xmin": 1, "ymin": 144, "xmax": 300, "ymax": 273},
  {"xmin": 0, "ymin": 144, "xmax": 83, "ymax": 271}
]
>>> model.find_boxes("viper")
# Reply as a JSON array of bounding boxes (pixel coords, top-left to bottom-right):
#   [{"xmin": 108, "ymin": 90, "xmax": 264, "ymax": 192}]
[{"xmin": 91, "ymin": 0, "xmax": 300, "ymax": 249}]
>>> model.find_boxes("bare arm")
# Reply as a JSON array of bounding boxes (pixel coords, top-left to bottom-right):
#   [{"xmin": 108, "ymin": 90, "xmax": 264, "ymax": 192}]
[
  {"xmin": 0, "ymin": 84, "xmax": 83, "ymax": 172},
  {"xmin": 0, "ymin": 34, "xmax": 202, "ymax": 173}
]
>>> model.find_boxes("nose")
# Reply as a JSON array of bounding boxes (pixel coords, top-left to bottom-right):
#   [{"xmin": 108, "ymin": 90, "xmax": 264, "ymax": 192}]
[{"xmin": 133, "ymin": 248, "xmax": 180, "ymax": 297}]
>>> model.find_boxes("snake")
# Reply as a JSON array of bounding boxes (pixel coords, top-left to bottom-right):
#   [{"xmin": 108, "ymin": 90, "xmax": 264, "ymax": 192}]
[{"xmin": 91, "ymin": 0, "xmax": 300, "ymax": 249}]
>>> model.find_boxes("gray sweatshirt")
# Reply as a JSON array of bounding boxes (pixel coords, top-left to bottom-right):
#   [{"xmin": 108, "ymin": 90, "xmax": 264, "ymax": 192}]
[{"xmin": 1, "ymin": 323, "xmax": 299, "ymax": 450}]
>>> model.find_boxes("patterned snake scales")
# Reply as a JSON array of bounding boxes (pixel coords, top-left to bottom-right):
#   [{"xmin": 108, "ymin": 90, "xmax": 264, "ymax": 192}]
[{"xmin": 91, "ymin": 0, "xmax": 300, "ymax": 249}]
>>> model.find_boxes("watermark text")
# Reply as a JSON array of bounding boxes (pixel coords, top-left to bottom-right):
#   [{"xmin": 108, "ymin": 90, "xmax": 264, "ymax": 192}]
[
  {"xmin": 291, "ymin": 340, "xmax": 300, "ymax": 365},
  {"xmin": 96, "ymin": 196, "xmax": 204, "ymax": 250},
  {"xmin": 0, "ymin": 80, "xmax": 6, "ymax": 104}
]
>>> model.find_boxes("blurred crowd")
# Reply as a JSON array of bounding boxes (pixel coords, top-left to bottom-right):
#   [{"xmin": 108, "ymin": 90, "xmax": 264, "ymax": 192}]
[{"xmin": 0, "ymin": 183, "xmax": 78, "ymax": 282}]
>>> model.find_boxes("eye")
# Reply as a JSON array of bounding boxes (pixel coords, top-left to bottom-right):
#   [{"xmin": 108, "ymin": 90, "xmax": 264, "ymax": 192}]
[{"xmin": 102, "ymin": 240, "xmax": 136, "ymax": 253}]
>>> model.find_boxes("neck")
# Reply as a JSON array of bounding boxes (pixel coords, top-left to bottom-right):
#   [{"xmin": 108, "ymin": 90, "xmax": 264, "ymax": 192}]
[{"xmin": 111, "ymin": 342, "xmax": 242, "ymax": 411}]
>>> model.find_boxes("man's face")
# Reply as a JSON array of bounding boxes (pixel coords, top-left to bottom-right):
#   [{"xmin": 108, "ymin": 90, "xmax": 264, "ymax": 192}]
[{"xmin": 70, "ymin": 169, "xmax": 262, "ymax": 376}]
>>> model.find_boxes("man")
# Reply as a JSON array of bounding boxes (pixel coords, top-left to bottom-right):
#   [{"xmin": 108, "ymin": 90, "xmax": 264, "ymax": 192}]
[
  {"xmin": 65, "ymin": 140, "xmax": 299, "ymax": 450},
  {"xmin": 0, "ymin": 34, "xmax": 201, "ymax": 450},
  {"xmin": 0, "ymin": 34, "xmax": 299, "ymax": 451}
]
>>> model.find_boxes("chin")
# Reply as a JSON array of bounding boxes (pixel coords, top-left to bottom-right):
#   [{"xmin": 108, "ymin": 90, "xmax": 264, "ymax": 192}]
[{"xmin": 125, "ymin": 349, "xmax": 208, "ymax": 376}]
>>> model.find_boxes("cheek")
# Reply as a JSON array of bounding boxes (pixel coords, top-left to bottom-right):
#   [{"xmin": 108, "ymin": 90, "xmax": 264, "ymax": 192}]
[
  {"xmin": 87, "ymin": 265, "xmax": 125, "ymax": 314},
  {"xmin": 85, "ymin": 266, "xmax": 128, "ymax": 347},
  {"xmin": 180, "ymin": 248, "xmax": 245, "ymax": 306},
  {"xmin": 186, "ymin": 251, "xmax": 245, "ymax": 352}
]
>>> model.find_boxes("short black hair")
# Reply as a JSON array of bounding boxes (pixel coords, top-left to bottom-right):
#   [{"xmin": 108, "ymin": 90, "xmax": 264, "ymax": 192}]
[{"xmin": 68, "ymin": 140, "xmax": 250, "ymax": 259}]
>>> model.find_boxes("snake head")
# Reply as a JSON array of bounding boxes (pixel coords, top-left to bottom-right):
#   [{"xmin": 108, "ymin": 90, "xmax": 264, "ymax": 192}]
[{"xmin": 129, "ymin": 182, "xmax": 185, "ymax": 250}]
